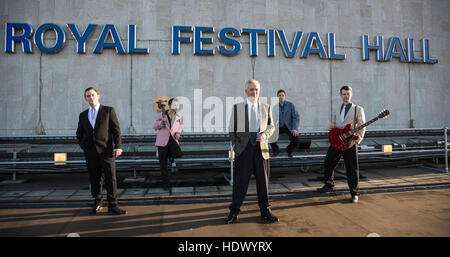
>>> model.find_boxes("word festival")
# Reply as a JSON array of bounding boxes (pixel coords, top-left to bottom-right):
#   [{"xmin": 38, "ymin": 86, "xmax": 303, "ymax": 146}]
[{"xmin": 5, "ymin": 23, "xmax": 438, "ymax": 64}]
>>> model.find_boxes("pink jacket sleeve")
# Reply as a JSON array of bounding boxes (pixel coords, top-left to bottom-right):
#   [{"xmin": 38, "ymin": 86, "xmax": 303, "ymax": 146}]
[{"xmin": 153, "ymin": 113, "xmax": 162, "ymax": 131}]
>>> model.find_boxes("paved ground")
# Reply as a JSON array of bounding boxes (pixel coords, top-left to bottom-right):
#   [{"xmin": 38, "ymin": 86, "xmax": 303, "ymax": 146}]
[
  {"xmin": 0, "ymin": 189, "xmax": 449, "ymax": 237},
  {"xmin": 0, "ymin": 165, "xmax": 449, "ymax": 237},
  {"xmin": 1, "ymin": 165, "xmax": 449, "ymax": 201}
]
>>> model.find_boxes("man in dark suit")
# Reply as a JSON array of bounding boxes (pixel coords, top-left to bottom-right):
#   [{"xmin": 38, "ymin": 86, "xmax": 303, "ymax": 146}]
[
  {"xmin": 226, "ymin": 79, "xmax": 279, "ymax": 224},
  {"xmin": 76, "ymin": 87, "xmax": 126, "ymax": 215}
]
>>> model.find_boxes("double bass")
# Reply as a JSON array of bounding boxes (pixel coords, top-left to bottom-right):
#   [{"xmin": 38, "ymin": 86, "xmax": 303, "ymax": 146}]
[{"xmin": 152, "ymin": 96, "xmax": 171, "ymax": 129}]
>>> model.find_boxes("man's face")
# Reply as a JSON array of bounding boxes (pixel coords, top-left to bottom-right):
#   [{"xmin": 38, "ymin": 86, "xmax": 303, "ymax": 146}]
[
  {"xmin": 340, "ymin": 89, "xmax": 352, "ymax": 103},
  {"xmin": 245, "ymin": 82, "xmax": 260, "ymax": 102},
  {"xmin": 278, "ymin": 92, "xmax": 286, "ymax": 103},
  {"xmin": 85, "ymin": 89, "xmax": 100, "ymax": 107}
]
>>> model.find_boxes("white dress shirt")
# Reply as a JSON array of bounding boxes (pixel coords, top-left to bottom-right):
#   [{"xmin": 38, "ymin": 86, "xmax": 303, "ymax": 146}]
[
  {"xmin": 246, "ymin": 98, "xmax": 266, "ymax": 141},
  {"xmin": 340, "ymin": 106, "xmax": 346, "ymax": 122},
  {"xmin": 89, "ymin": 103, "xmax": 100, "ymax": 128},
  {"xmin": 247, "ymin": 99, "xmax": 259, "ymax": 129}
]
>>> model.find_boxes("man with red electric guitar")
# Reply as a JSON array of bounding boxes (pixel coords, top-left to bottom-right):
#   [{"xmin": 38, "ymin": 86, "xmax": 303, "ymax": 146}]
[{"xmin": 317, "ymin": 85, "xmax": 366, "ymax": 203}]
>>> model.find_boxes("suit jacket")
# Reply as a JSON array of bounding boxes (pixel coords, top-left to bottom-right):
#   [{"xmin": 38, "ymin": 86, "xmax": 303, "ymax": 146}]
[
  {"xmin": 274, "ymin": 100, "xmax": 299, "ymax": 130},
  {"xmin": 331, "ymin": 103, "xmax": 366, "ymax": 149},
  {"xmin": 229, "ymin": 101, "xmax": 275, "ymax": 160},
  {"xmin": 153, "ymin": 111, "xmax": 183, "ymax": 147},
  {"xmin": 76, "ymin": 104, "xmax": 122, "ymax": 157}
]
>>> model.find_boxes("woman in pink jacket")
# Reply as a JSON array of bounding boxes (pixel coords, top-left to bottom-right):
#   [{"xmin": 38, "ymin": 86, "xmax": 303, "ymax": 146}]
[{"xmin": 153, "ymin": 98, "xmax": 183, "ymax": 190}]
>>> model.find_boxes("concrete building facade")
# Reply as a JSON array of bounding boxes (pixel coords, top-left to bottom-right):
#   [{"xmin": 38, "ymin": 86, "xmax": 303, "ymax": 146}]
[{"xmin": 0, "ymin": 0, "xmax": 449, "ymax": 135}]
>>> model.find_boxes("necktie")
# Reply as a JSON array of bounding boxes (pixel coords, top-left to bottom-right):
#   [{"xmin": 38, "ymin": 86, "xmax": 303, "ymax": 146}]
[
  {"xmin": 90, "ymin": 108, "xmax": 96, "ymax": 128},
  {"xmin": 340, "ymin": 105, "xmax": 346, "ymax": 122},
  {"xmin": 250, "ymin": 104, "xmax": 258, "ymax": 145},
  {"xmin": 341, "ymin": 104, "xmax": 351, "ymax": 122}
]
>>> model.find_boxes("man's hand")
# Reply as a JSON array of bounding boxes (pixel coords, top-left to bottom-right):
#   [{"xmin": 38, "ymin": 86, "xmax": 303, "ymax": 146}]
[
  {"xmin": 175, "ymin": 132, "xmax": 181, "ymax": 141},
  {"xmin": 352, "ymin": 134, "xmax": 360, "ymax": 141},
  {"xmin": 256, "ymin": 132, "xmax": 266, "ymax": 142},
  {"xmin": 291, "ymin": 129, "xmax": 299, "ymax": 137},
  {"xmin": 114, "ymin": 149, "xmax": 122, "ymax": 158}
]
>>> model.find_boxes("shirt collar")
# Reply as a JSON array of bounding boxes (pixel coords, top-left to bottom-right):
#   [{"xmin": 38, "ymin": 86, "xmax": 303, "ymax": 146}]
[
  {"xmin": 246, "ymin": 98, "xmax": 257, "ymax": 107},
  {"xmin": 341, "ymin": 102, "xmax": 352, "ymax": 109},
  {"xmin": 90, "ymin": 103, "xmax": 100, "ymax": 112}
]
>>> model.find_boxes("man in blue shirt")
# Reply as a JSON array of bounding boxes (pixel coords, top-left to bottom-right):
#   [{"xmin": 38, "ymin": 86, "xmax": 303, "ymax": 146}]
[{"xmin": 271, "ymin": 89, "xmax": 300, "ymax": 157}]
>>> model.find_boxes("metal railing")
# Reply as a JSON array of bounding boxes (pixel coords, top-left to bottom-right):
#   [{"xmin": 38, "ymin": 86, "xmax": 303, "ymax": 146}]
[{"xmin": 0, "ymin": 127, "xmax": 448, "ymax": 185}]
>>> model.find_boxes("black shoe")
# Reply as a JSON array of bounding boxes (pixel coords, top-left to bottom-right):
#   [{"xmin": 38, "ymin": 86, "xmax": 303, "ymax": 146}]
[
  {"xmin": 108, "ymin": 206, "xmax": 127, "ymax": 215},
  {"xmin": 261, "ymin": 209, "xmax": 279, "ymax": 223},
  {"xmin": 271, "ymin": 149, "xmax": 280, "ymax": 157},
  {"xmin": 224, "ymin": 212, "xmax": 238, "ymax": 224},
  {"xmin": 287, "ymin": 151, "xmax": 293, "ymax": 158},
  {"xmin": 316, "ymin": 185, "xmax": 334, "ymax": 194},
  {"xmin": 89, "ymin": 204, "xmax": 103, "ymax": 215}
]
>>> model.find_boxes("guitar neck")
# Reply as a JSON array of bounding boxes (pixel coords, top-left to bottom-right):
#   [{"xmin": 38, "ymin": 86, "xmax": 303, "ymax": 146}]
[{"xmin": 351, "ymin": 117, "xmax": 379, "ymax": 133}]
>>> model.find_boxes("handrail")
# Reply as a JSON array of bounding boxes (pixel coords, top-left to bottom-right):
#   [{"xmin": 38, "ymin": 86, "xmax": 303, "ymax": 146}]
[
  {"xmin": 0, "ymin": 148, "xmax": 446, "ymax": 166},
  {"xmin": 0, "ymin": 127, "xmax": 447, "ymax": 139},
  {"xmin": 0, "ymin": 127, "xmax": 447, "ymax": 185}
]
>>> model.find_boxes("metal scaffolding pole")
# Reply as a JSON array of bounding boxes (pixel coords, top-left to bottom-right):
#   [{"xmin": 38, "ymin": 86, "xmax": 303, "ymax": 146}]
[{"xmin": 445, "ymin": 127, "xmax": 448, "ymax": 173}]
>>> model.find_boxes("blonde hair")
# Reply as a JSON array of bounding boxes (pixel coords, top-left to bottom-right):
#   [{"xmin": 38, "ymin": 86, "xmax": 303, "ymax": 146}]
[{"xmin": 246, "ymin": 79, "xmax": 260, "ymax": 89}]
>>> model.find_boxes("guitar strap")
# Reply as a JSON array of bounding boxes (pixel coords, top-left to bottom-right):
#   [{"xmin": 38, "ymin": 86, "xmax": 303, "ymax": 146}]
[{"xmin": 353, "ymin": 105, "xmax": 358, "ymax": 143}]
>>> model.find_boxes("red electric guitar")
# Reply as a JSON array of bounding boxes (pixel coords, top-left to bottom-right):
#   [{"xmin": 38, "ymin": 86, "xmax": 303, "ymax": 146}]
[{"xmin": 328, "ymin": 109, "xmax": 390, "ymax": 151}]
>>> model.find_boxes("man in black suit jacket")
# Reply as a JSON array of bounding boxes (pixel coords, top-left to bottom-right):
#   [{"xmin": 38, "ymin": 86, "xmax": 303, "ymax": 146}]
[{"xmin": 76, "ymin": 87, "xmax": 126, "ymax": 215}]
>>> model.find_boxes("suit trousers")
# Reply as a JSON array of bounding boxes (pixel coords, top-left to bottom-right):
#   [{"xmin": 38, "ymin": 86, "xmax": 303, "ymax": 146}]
[
  {"xmin": 270, "ymin": 125, "xmax": 299, "ymax": 153},
  {"xmin": 229, "ymin": 141, "xmax": 270, "ymax": 214},
  {"xmin": 323, "ymin": 145, "xmax": 360, "ymax": 196},
  {"xmin": 157, "ymin": 135, "xmax": 179, "ymax": 185},
  {"xmin": 85, "ymin": 148, "xmax": 118, "ymax": 207}
]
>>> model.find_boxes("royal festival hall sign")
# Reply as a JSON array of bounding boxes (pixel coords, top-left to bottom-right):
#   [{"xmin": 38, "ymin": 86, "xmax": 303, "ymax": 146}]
[{"xmin": 4, "ymin": 23, "xmax": 438, "ymax": 64}]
